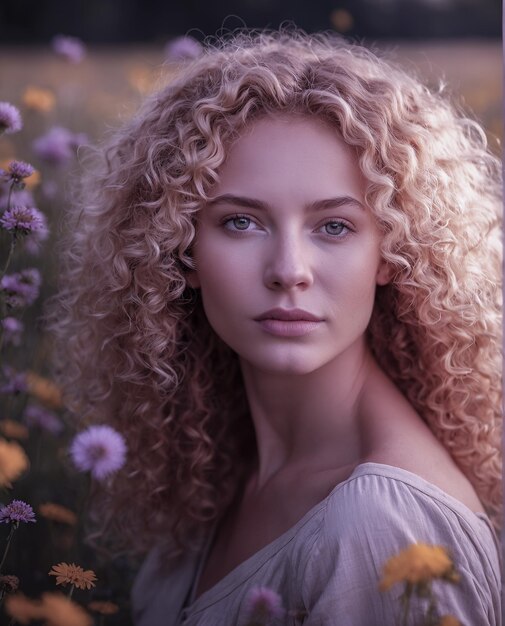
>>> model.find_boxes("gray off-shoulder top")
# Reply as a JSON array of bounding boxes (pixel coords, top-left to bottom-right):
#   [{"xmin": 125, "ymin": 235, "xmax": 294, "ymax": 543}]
[{"xmin": 131, "ymin": 462, "xmax": 502, "ymax": 626}]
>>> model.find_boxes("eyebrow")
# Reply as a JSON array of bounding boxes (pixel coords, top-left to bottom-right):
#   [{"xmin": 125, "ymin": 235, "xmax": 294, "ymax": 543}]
[{"xmin": 206, "ymin": 194, "xmax": 365, "ymax": 212}]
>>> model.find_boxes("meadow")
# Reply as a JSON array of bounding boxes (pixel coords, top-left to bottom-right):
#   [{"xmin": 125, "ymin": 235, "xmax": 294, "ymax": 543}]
[{"xmin": 0, "ymin": 39, "xmax": 501, "ymax": 626}]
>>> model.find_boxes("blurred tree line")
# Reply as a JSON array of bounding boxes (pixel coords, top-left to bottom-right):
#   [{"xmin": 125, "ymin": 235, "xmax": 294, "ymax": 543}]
[{"xmin": 0, "ymin": 0, "xmax": 501, "ymax": 44}]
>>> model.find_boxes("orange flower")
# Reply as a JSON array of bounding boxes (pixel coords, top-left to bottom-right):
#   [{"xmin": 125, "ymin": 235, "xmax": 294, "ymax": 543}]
[
  {"xmin": 0, "ymin": 419, "xmax": 29, "ymax": 440},
  {"xmin": 4, "ymin": 592, "xmax": 44, "ymax": 624},
  {"xmin": 39, "ymin": 592, "xmax": 93, "ymax": 626},
  {"xmin": 0, "ymin": 438, "xmax": 29, "ymax": 487},
  {"xmin": 379, "ymin": 543, "xmax": 458, "ymax": 592},
  {"xmin": 127, "ymin": 64, "xmax": 158, "ymax": 94},
  {"xmin": 22, "ymin": 86, "xmax": 56, "ymax": 113},
  {"xmin": 330, "ymin": 8, "xmax": 354, "ymax": 33},
  {"xmin": 87, "ymin": 600, "xmax": 120, "ymax": 615},
  {"xmin": 5, "ymin": 591, "xmax": 93, "ymax": 626},
  {"xmin": 49, "ymin": 563, "xmax": 97, "ymax": 590},
  {"xmin": 39, "ymin": 503, "xmax": 78, "ymax": 526},
  {"xmin": 25, "ymin": 371, "xmax": 63, "ymax": 409},
  {"xmin": 24, "ymin": 169, "xmax": 41, "ymax": 190}
]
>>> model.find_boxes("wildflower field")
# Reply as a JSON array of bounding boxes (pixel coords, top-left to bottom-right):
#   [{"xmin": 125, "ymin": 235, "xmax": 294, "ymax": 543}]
[{"xmin": 0, "ymin": 38, "xmax": 501, "ymax": 626}]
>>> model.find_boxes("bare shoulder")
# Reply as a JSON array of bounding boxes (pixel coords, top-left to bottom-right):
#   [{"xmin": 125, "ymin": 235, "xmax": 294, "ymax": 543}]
[
  {"xmin": 367, "ymin": 452, "xmax": 484, "ymax": 513},
  {"xmin": 361, "ymin": 363, "xmax": 486, "ymax": 516}
]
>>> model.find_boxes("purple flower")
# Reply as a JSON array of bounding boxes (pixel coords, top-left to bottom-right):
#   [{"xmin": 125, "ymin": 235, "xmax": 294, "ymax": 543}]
[
  {"xmin": 70, "ymin": 425, "xmax": 127, "ymax": 481},
  {"xmin": 1, "ymin": 268, "xmax": 41, "ymax": 308},
  {"xmin": 0, "ymin": 366, "xmax": 27, "ymax": 395},
  {"xmin": 1, "ymin": 317, "xmax": 24, "ymax": 347},
  {"xmin": 0, "ymin": 206, "xmax": 48, "ymax": 237},
  {"xmin": 243, "ymin": 587, "xmax": 285, "ymax": 624},
  {"xmin": 4, "ymin": 161, "xmax": 34, "ymax": 183},
  {"xmin": 68, "ymin": 132, "xmax": 88, "ymax": 149},
  {"xmin": 0, "ymin": 103, "xmax": 22, "ymax": 135},
  {"xmin": 52, "ymin": 35, "xmax": 86, "ymax": 63},
  {"xmin": 23, "ymin": 404, "xmax": 64, "ymax": 435},
  {"xmin": 22, "ymin": 229, "xmax": 50, "ymax": 255},
  {"xmin": 164, "ymin": 36, "xmax": 203, "ymax": 61},
  {"xmin": 0, "ymin": 500, "xmax": 36, "ymax": 524},
  {"xmin": 41, "ymin": 180, "xmax": 58, "ymax": 200},
  {"xmin": 33, "ymin": 127, "xmax": 73, "ymax": 165},
  {"xmin": 33, "ymin": 126, "xmax": 88, "ymax": 166}
]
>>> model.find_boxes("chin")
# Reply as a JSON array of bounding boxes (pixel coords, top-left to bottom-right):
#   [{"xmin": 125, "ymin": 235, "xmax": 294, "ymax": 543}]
[{"xmin": 240, "ymin": 349, "xmax": 325, "ymax": 376}]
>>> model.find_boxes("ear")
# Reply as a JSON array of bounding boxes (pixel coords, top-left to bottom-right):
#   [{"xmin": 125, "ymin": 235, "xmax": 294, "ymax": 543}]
[{"xmin": 376, "ymin": 259, "xmax": 394, "ymax": 286}]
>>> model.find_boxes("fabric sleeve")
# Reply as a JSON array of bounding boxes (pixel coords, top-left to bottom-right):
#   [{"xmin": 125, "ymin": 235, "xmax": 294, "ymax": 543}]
[
  {"xmin": 300, "ymin": 473, "xmax": 502, "ymax": 626},
  {"xmin": 130, "ymin": 547, "xmax": 164, "ymax": 625},
  {"xmin": 130, "ymin": 546, "xmax": 200, "ymax": 626}
]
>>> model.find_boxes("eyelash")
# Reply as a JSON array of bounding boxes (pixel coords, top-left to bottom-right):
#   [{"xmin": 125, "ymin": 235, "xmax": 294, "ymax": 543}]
[{"xmin": 220, "ymin": 213, "xmax": 354, "ymax": 239}]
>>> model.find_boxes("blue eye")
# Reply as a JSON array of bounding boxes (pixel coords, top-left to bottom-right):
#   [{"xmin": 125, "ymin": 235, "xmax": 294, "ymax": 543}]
[
  {"xmin": 231, "ymin": 216, "xmax": 251, "ymax": 230},
  {"xmin": 323, "ymin": 220, "xmax": 351, "ymax": 237},
  {"xmin": 222, "ymin": 215, "xmax": 254, "ymax": 231}
]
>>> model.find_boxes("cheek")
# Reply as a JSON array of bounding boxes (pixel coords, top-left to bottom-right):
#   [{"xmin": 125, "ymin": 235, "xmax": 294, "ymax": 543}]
[
  {"xmin": 198, "ymin": 264, "xmax": 229, "ymax": 303},
  {"xmin": 324, "ymin": 246, "xmax": 379, "ymax": 287},
  {"xmin": 321, "ymin": 249, "xmax": 380, "ymax": 319},
  {"xmin": 195, "ymin": 249, "xmax": 250, "ymax": 319},
  {"xmin": 196, "ymin": 262, "xmax": 251, "ymax": 352},
  {"xmin": 194, "ymin": 235, "xmax": 257, "ymax": 294}
]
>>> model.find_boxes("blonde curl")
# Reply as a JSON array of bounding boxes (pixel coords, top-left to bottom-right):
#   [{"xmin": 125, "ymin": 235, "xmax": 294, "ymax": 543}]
[{"xmin": 44, "ymin": 26, "xmax": 502, "ymax": 564}]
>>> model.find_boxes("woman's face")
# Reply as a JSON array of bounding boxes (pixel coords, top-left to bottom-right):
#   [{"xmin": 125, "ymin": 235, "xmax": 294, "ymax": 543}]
[{"xmin": 187, "ymin": 114, "xmax": 391, "ymax": 374}]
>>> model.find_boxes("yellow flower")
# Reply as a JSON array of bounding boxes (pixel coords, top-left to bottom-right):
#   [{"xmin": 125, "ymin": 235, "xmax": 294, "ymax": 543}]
[
  {"xmin": 438, "ymin": 616, "xmax": 462, "ymax": 626},
  {"xmin": 48, "ymin": 563, "xmax": 97, "ymax": 590},
  {"xmin": 0, "ymin": 419, "xmax": 29, "ymax": 440},
  {"xmin": 0, "ymin": 438, "xmax": 29, "ymax": 487},
  {"xmin": 4, "ymin": 592, "xmax": 44, "ymax": 624},
  {"xmin": 87, "ymin": 600, "xmax": 120, "ymax": 615},
  {"xmin": 379, "ymin": 543, "xmax": 458, "ymax": 592},
  {"xmin": 25, "ymin": 371, "xmax": 63, "ymax": 409},
  {"xmin": 39, "ymin": 502, "xmax": 78, "ymax": 526},
  {"xmin": 39, "ymin": 592, "xmax": 93, "ymax": 626},
  {"xmin": 22, "ymin": 86, "xmax": 56, "ymax": 113}
]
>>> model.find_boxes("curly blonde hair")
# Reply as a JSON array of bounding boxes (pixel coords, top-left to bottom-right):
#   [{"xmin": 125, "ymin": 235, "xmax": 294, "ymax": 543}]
[{"xmin": 46, "ymin": 27, "xmax": 502, "ymax": 562}]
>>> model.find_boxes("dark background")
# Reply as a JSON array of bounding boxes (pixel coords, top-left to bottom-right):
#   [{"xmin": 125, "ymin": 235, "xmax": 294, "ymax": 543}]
[{"xmin": 0, "ymin": 0, "xmax": 501, "ymax": 44}]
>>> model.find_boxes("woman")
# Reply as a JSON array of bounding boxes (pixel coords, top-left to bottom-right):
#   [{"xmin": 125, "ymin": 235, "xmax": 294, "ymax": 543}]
[{"xmin": 49, "ymin": 28, "xmax": 502, "ymax": 625}]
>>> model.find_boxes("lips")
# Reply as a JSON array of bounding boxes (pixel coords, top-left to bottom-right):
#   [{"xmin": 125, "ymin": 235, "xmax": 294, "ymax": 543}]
[{"xmin": 254, "ymin": 308, "xmax": 323, "ymax": 322}]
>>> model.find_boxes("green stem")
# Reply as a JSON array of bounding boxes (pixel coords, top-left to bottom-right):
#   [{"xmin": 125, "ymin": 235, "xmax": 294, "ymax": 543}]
[
  {"xmin": 0, "ymin": 178, "xmax": 14, "ymax": 348},
  {"xmin": 0, "ymin": 236, "xmax": 16, "ymax": 355},
  {"xmin": 425, "ymin": 584, "xmax": 439, "ymax": 625},
  {"xmin": 6, "ymin": 182, "xmax": 14, "ymax": 215},
  {"xmin": 0, "ymin": 524, "xmax": 17, "ymax": 574},
  {"xmin": 0, "ymin": 235, "xmax": 15, "ymax": 280},
  {"xmin": 68, "ymin": 584, "xmax": 75, "ymax": 599},
  {"xmin": 400, "ymin": 584, "xmax": 413, "ymax": 626}
]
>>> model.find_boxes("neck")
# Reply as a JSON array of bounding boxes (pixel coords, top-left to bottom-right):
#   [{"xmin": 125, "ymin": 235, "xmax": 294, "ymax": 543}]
[{"xmin": 239, "ymin": 338, "xmax": 379, "ymax": 490}]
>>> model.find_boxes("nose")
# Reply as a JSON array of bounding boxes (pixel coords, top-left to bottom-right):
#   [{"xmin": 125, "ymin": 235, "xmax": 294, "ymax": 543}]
[{"xmin": 263, "ymin": 229, "xmax": 314, "ymax": 291}]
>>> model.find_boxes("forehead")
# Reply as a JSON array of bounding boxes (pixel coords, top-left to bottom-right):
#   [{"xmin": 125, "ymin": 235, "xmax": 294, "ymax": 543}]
[{"xmin": 213, "ymin": 114, "xmax": 367, "ymax": 202}]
